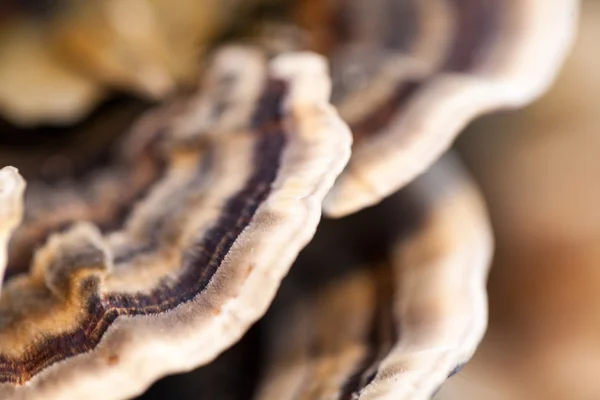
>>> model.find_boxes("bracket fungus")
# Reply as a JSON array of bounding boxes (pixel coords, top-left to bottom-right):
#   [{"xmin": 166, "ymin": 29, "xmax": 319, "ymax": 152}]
[
  {"xmin": 256, "ymin": 155, "xmax": 492, "ymax": 400},
  {"xmin": 0, "ymin": 0, "xmax": 579, "ymax": 399},
  {"xmin": 0, "ymin": 47, "xmax": 351, "ymax": 399},
  {"xmin": 319, "ymin": 0, "xmax": 578, "ymax": 216}
]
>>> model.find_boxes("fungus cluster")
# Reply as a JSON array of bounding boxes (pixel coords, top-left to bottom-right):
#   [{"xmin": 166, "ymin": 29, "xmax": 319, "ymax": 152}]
[{"xmin": 0, "ymin": 0, "xmax": 577, "ymax": 399}]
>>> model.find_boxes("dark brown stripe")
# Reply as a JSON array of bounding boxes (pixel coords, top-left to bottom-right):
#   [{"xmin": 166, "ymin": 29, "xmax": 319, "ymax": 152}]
[
  {"xmin": 350, "ymin": 80, "xmax": 422, "ymax": 143},
  {"xmin": 443, "ymin": 0, "xmax": 500, "ymax": 72},
  {"xmin": 381, "ymin": 0, "xmax": 420, "ymax": 51},
  {"xmin": 0, "ymin": 80, "xmax": 288, "ymax": 385},
  {"xmin": 330, "ymin": 0, "xmax": 418, "ymax": 54},
  {"xmin": 335, "ymin": 0, "xmax": 501, "ymax": 143}
]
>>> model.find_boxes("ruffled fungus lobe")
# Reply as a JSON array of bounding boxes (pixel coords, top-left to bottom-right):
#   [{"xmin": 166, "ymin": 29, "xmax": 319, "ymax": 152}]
[
  {"xmin": 256, "ymin": 155, "xmax": 492, "ymax": 400},
  {"xmin": 0, "ymin": 47, "xmax": 351, "ymax": 399},
  {"xmin": 321, "ymin": 0, "xmax": 578, "ymax": 216},
  {"xmin": 0, "ymin": 167, "xmax": 25, "ymax": 296}
]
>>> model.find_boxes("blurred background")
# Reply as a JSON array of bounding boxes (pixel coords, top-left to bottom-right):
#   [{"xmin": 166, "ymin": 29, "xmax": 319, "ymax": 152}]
[{"xmin": 1, "ymin": 0, "xmax": 599, "ymax": 399}]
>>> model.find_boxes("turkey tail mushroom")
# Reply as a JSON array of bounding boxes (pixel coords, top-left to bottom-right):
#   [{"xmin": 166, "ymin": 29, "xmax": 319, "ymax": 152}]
[
  {"xmin": 0, "ymin": 47, "xmax": 351, "ymax": 399},
  {"xmin": 321, "ymin": 0, "xmax": 579, "ymax": 217},
  {"xmin": 256, "ymin": 154, "xmax": 492, "ymax": 400}
]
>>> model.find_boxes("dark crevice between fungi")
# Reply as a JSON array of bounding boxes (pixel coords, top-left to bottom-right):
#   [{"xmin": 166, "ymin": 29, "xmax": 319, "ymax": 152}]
[
  {"xmin": 266, "ymin": 180, "xmax": 429, "ymax": 400},
  {"xmin": 0, "ymin": 95, "xmax": 150, "ymax": 181},
  {"xmin": 138, "ymin": 320, "xmax": 265, "ymax": 400}
]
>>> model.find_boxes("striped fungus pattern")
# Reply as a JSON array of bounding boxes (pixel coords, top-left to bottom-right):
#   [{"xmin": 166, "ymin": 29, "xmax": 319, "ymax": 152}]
[{"xmin": 0, "ymin": 0, "xmax": 577, "ymax": 399}]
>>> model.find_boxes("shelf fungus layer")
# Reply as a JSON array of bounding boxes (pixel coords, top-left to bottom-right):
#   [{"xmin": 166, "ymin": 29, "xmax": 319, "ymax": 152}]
[
  {"xmin": 322, "ymin": 0, "xmax": 579, "ymax": 217},
  {"xmin": 0, "ymin": 167, "xmax": 25, "ymax": 297},
  {"xmin": 0, "ymin": 47, "xmax": 352, "ymax": 400},
  {"xmin": 256, "ymin": 154, "xmax": 493, "ymax": 400}
]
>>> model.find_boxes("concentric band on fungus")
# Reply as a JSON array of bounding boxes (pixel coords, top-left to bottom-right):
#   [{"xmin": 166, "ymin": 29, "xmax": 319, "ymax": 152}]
[
  {"xmin": 321, "ymin": 0, "xmax": 578, "ymax": 217},
  {"xmin": 0, "ymin": 47, "xmax": 351, "ymax": 400},
  {"xmin": 255, "ymin": 154, "xmax": 492, "ymax": 400},
  {"xmin": 0, "ymin": 1, "xmax": 578, "ymax": 398},
  {"xmin": 5, "ymin": 127, "xmax": 169, "ymax": 279}
]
